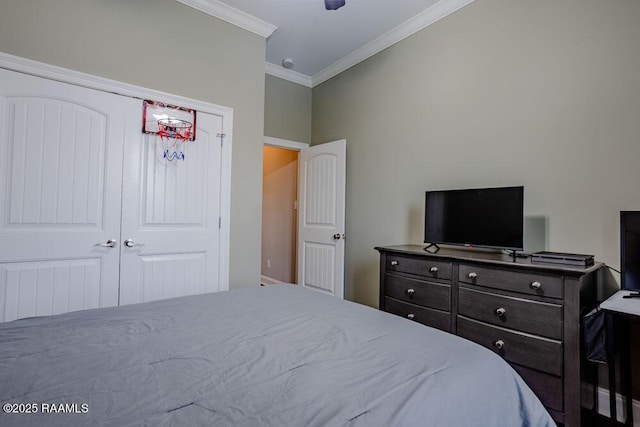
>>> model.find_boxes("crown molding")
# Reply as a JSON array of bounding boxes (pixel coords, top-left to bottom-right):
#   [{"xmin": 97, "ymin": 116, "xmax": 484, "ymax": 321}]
[
  {"xmin": 174, "ymin": 0, "xmax": 277, "ymax": 38},
  {"xmin": 265, "ymin": 62, "xmax": 313, "ymax": 88},
  {"xmin": 311, "ymin": 0, "xmax": 476, "ymax": 87}
]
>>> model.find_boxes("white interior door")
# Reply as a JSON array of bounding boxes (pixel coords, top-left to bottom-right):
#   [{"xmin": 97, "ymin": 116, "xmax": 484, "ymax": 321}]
[
  {"xmin": 297, "ymin": 139, "xmax": 346, "ymax": 298},
  {"xmin": 119, "ymin": 111, "xmax": 224, "ymax": 304},
  {"xmin": 0, "ymin": 69, "xmax": 139, "ymax": 322}
]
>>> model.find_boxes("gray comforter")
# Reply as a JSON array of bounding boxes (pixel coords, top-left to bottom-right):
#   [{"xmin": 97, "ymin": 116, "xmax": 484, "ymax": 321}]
[{"xmin": 0, "ymin": 285, "xmax": 554, "ymax": 426}]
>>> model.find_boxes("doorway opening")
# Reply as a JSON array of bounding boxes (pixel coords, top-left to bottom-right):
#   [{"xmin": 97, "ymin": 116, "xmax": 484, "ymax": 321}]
[
  {"xmin": 261, "ymin": 145, "xmax": 300, "ymax": 285},
  {"xmin": 260, "ymin": 136, "xmax": 345, "ymax": 298}
]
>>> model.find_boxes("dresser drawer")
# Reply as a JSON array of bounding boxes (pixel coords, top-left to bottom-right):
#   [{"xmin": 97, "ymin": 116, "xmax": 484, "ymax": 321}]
[
  {"xmin": 511, "ymin": 364, "xmax": 563, "ymax": 412},
  {"xmin": 457, "ymin": 316, "xmax": 562, "ymax": 376},
  {"xmin": 386, "ymin": 255, "xmax": 452, "ymax": 281},
  {"xmin": 459, "ymin": 287, "xmax": 562, "ymax": 340},
  {"xmin": 458, "ymin": 264, "xmax": 562, "ymax": 299},
  {"xmin": 385, "ymin": 297, "xmax": 451, "ymax": 332},
  {"xmin": 385, "ymin": 274, "xmax": 450, "ymax": 311}
]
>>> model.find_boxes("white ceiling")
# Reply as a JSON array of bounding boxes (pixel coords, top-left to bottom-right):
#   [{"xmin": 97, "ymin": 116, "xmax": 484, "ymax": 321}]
[{"xmin": 177, "ymin": 0, "xmax": 475, "ymax": 87}]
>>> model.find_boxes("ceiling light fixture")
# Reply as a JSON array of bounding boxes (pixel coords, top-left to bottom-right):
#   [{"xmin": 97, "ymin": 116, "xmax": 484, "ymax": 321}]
[{"xmin": 325, "ymin": 0, "xmax": 345, "ymax": 11}]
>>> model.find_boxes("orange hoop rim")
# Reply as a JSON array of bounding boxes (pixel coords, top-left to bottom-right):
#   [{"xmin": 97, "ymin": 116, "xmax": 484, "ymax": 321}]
[{"xmin": 157, "ymin": 118, "xmax": 193, "ymax": 141}]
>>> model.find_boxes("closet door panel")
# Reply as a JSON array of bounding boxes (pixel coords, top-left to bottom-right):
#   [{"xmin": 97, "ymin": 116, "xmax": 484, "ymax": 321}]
[
  {"xmin": 139, "ymin": 253, "xmax": 207, "ymax": 302},
  {"xmin": 0, "ymin": 69, "xmax": 139, "ymax": 322},
  {"xmin": 119, "ymin": 111, "xmax": 223, "ymax": 305},
  {"xmin": 1, "ymin": 259, "xmax": 102, "ymax": 320},
  {"xmin": 142, "ymin": 130, "xmax": 208, "ymax": 226}
]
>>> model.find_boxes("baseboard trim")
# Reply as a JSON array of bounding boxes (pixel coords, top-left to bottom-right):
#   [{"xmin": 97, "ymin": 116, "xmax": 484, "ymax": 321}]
[
  {"xmin": 582, "ymin": 383, "xmax": 640, "ymax": 424},
  {"xmin": 260, "ymin": 275, "xmax": 284, "ymax": 286}
]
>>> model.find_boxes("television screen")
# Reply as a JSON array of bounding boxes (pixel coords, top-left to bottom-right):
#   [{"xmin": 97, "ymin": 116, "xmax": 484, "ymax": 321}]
[
  {"xmin": 621, "ymin": 211, "xmax": 640, "ymax": 291},
  {"xmin": 424, "ymin": 186, "xmax": 524, "ymax": 251}
]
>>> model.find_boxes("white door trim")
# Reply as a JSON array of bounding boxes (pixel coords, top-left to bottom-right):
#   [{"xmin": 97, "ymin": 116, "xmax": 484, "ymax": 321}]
[
  {"xmin": 264, "ymin": 136, "xmax": 309, "ymax": 151},
  {"xmin": 0, "ymin": 52, "xmax": 233, "ymax": 116},
  {"xmin": 0, "ymin": 51, "xmax": 232, "ymax": 292}
]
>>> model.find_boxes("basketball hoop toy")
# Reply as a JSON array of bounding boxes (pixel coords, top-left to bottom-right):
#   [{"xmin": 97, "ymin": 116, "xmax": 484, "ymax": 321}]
[{"xmin": 142, "ymin": 100, "xmax": 197, "ymax": 162}]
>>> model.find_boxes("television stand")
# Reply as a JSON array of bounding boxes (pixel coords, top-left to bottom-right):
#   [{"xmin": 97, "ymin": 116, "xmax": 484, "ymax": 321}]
[{"xmin": 423, "ymin": 243, "xmax": 440, "ymax": 253}]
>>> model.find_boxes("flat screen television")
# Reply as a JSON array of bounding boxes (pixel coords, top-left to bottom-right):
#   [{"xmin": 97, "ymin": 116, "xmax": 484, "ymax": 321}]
[
  {"xmin": 424, "ymin": 186, "xmax": 524, "ymax": 251},
  {"xmin": 621, "ymin": 211, "xmax": 640, "ymax": 291}
]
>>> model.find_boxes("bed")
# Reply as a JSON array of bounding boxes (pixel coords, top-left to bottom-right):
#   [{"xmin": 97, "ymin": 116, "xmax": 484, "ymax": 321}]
[{"xmin": 0, "ymin": 285, "xmax": 554, "ymax": 426}]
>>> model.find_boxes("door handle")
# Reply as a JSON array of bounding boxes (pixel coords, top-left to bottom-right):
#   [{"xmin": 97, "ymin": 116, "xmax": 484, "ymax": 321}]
[
  {"xmin": 333, "ymin": 233, "xmax": 341, "ymax": 240},
  {"xmin": 94, "ymin": 239, "xmax": 117, "ymax": 248},
  {"xmin": 124, "ymin": 239, "xmax": 145, "ymax": 248}
]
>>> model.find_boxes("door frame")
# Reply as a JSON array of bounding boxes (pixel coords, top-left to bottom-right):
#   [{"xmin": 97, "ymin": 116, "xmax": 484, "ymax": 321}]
[
  {"xmin": 263, "ymin": 136, "xmax": 309, "ymax": 285},
  {"xmin": 264, "ymin": 136, "xmax": 309, "ymax": 152},
  {"xmin": 0, "ymin": 51, "xmax": 233, "ymax": 291}
]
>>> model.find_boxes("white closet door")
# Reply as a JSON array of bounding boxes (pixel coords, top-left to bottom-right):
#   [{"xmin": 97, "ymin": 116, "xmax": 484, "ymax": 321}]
[
  {"xmin": 0, "ymin": 69, "xmax": 139, "ymax": 322},
  {"xmin": 119, "ymin": 111, "xmax": 223, "ymax": 304}
]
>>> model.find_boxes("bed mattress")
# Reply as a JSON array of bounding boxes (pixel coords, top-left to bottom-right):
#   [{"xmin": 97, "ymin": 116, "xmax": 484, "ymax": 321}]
[{"xmin": 0, "ymin": 285, "xmax": 554, "ymax": 426}]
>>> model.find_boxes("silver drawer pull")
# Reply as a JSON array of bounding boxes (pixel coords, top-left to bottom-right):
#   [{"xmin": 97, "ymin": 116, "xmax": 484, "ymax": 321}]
[
  {"xmin": 429, "ymin": 266, "xmax": 438, "ymax": 273},
  {"xmin": 495, "ymin": 307, "xmax": 506, "ymax": 317},
  {"xmin": 407, "ymin": 313, "xmax": 415, "ymax": 320},
  {"xmin": 406, "ymin": 288, "xmax": 415, "ymax": 296},
  {"xmin": 494, "ymin": 340, "xmax": 505, "ymax": 350},
  {"xmin": 530, "ymin": 281, "xmax": 542, "ymax": 290},
  {"xmin": 468, "ymin": 272, "xmax": 478, "ymax": 279},
  {"xmin": 390, "ymin": 260, "xmax": 399, "ymax": 266}
]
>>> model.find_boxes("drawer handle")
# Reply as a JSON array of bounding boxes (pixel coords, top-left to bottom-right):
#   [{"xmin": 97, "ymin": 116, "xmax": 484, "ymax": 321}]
[
  {"xmin": 468, "ymin": 272, "xmax": 478, "ymax": 279},
  {"xmin": 429, "ymin": 266, "xmax": 439, "ymax": 273},
  {"xmin": 407, "ymin": 313, "xmax": 415, "ymax": 320},
  {"xmin": 495, "ymin": 307, "xmax": 506, "ymax": 317},
  {"xmin": 494, "ymin": 340, "xmax": 505, "ymax": 350},
  {"xmin": 390, "ymin": 260, "xmax": 399, "ymax": 266},
  {"xmin": 530, "ymin": 281, "xmax": 542, "ymax": 290},
  {"xmin": 406, "ymin": 288, "xmax": 415, "ymax": 296}
]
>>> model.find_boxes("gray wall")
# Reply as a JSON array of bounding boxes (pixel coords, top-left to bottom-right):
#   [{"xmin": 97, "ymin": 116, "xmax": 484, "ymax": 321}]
[
  {"xmin": 265, "ymin": 75, "xmax": 312, "ymax": 143},
  {"xmin": 312, "ymin": 0, "xmax": 640, "ymax": 308},
  {"xmin": 0, "ymin": 0, "xmax": 266, "ymax": 289}
]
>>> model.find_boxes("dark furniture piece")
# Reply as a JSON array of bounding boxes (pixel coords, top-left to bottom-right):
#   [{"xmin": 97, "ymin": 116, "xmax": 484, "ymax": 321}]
[{"xmin": 376, "ymin": 244, "xmax": 605, "ymax": 427}]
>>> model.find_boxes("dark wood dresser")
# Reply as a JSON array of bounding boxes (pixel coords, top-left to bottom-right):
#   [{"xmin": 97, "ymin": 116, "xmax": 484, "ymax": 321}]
[{"xmin": 376, "ymin": 245, "xmax": 604, "ymax": 427}]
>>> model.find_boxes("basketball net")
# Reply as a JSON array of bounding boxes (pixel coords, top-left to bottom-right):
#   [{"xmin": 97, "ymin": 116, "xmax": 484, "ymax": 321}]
[{"xmin": 157, "ymin": 118, "xmax": 193, "ymax": 161}]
